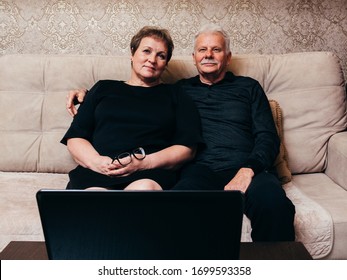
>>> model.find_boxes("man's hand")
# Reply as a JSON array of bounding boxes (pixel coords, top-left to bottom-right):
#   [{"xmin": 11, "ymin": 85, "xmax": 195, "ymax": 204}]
[
  {"xmin": 224, "ymin": 168, "xmax": 254, "ymax": 193},
  {"xmin": 66, "ymin": 89, "xmax": 87, "ymax": 117}
]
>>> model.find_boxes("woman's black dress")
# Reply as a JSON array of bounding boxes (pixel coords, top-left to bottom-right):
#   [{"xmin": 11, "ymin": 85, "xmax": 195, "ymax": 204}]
[{"xmin": 61, "ymin": 80, "xmax": 203, "ymax": 189}]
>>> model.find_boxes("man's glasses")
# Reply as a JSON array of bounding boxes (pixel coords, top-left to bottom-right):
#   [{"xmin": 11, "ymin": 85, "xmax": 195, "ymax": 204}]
[{"xmin": 112, "ymin": 147, "xmax": 146, "ymax": 166}]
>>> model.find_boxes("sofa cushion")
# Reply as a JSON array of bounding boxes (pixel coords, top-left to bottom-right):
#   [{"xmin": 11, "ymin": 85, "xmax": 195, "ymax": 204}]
[
  {"xmin": 283, "ymin": 180, "xmax": 333, "ymax": 259},
  {"xmin": 326, "ymin": 132, "xmax": 347, "ymax": 191},
  {"xmin": 262, "ymin": 52, "xmax": 346, "ymax": 174},
  {"xmin": 0, "ymin": 171, "xmax": 68, "ymax": 251},
  {"xmin": 292, "ymin": 173, "xmax": 347, "ymax": 259},
  {"xmin": 269, "ymin": 99, "xmax": 292, "ymax": 184}
]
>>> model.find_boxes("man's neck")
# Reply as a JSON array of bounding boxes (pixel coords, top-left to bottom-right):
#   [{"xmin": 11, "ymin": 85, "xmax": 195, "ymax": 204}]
[{"xmin": 199, "ymin": 72, "xmax": 226, "ymax": 85}]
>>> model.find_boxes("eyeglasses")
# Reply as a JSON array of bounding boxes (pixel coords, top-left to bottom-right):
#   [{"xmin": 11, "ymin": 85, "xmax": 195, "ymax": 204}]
[{"xmin": 112, "ymin": 147, "xmax": 146, "ymax": 166}]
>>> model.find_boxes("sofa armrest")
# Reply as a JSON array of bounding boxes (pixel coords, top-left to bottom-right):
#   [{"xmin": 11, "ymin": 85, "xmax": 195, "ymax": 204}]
[{"xmin": 325, "ymin": 131, "xmax": 347, "ymax": 190}]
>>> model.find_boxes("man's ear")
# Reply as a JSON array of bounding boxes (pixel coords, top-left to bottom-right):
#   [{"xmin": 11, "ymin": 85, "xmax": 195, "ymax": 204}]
[
  {"xmin": 226, "ymin": 51, "xmax": 232, "ymax": 66},
  {"xmin": 192, "ymin": 52, "xmax": 196, "ymax": 65}
]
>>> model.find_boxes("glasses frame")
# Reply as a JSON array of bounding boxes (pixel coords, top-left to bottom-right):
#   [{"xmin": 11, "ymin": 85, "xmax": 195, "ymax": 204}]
[{"xmin": 112, "ymin": 147, "xmax": 146, "ymax": 166}]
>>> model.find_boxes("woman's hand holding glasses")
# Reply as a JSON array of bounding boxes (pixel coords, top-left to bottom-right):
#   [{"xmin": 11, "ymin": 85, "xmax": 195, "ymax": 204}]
[{"xmin": 105, "ymin": 147, "xmax": 147, "ymax": 177}]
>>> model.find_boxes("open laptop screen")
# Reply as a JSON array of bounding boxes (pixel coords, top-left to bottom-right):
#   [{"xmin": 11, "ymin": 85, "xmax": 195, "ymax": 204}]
[{"xmin": 36, "ymin": 190, "xmax": 244, "ymax": 260}]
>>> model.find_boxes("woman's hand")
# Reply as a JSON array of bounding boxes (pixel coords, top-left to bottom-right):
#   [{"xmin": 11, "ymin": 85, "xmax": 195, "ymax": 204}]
[
  {"xmin": 88, "ymin": 155, "xmax": 114, "ymax": 175},
  {"xmin": 106, "ymin": 156, "xmax": 150, "ymax": 177}
]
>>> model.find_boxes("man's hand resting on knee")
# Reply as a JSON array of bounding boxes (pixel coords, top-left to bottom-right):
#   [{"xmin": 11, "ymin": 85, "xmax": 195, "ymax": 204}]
[{"xmin": 224, "ymin": 167, "xmax": 254, "ymax": 193}]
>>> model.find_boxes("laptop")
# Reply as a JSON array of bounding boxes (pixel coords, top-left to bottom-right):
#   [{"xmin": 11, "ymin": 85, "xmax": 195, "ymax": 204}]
[{"xmin": 36, "ymin": 190, "xmax": 244, "ymax": 260}]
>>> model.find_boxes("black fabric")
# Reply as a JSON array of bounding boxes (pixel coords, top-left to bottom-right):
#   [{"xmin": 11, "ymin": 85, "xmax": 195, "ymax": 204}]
[
  {"xmin": 61, "ymin": 80, "xmax": 204, "ymax": 189},
  {"xmin": 174, "ymin": 72, "xmax": 295, "ymax": 242},
  {"xmin": 177, "ymin": 72, "xmax": 280, "ymax": 174},
  {"xmin": 174, "ymin": 163, "xmax": 295, "ymax": 241},
  {"xmin": 66, "ymin": 169, "xmax": 177, "ymax": 190},
  {"xmin": 214, "ymin": 168, "xmax": 295, "ymax": 241}
]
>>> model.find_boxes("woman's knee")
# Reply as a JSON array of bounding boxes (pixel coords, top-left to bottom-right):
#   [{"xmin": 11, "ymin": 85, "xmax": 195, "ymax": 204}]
[
  {"xmin": 125, "ymin": 179, "xmax": 162, "ymax": 191},
  {"xmin": 85, "ymin": 186, "xmax": 108, "ymax": 190}
]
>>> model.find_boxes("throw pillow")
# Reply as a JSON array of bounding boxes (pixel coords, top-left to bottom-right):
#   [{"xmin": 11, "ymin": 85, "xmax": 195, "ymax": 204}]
[{"xmin": 269, "ymin": 99, "xmax": 292, "ymax": 184}]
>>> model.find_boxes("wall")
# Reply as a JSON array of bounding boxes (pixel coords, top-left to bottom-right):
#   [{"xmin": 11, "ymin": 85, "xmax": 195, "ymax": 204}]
[{"xmin": 1, "ymin": 0, "xmax": 347, "ymax": 79}]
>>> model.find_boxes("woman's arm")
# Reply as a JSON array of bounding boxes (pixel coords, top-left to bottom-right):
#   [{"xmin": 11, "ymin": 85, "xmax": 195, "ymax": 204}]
[
  {"xmin": 67, "ymin": 138, "xmax": 113, "ymax": 175},
  {"xmin": 68, "ymin": 138, "xmax": 196, "ymax": 177},
  {"xmin": 146, "ymin": 145, "xmax": 196, "ymax": 170},
  {"xmin": 107, "ymin": 145, "xmax": 196, "ymax": 177}
]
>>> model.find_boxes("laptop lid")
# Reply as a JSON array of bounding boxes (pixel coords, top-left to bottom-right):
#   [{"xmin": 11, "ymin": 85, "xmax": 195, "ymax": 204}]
[{"xmin": 36, "ymin": 190, "xmax": 244, "ymax": 260}]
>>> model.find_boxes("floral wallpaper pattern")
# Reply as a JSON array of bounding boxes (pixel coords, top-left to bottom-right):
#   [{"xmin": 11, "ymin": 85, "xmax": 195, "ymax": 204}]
[{"xmin": 1, "ymin": 0, "xmax": 347, "ymax": 79}]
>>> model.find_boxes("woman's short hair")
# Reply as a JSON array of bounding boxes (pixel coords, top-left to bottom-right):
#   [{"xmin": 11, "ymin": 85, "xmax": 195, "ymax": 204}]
[
  {"xmin": 194, "ymin": 24, "xmax": 231, "ymax": 54},
  {"xmin": 130, "ymin": 26, "xmax": 174, "ymax": 63}
]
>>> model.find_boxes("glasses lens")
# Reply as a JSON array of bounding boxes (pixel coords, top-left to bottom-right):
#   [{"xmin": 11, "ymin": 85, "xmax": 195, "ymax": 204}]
[
  {"xmin": 132, "ymin": 147, "xmax": 146, "ymax": 160},
  {"xmin": 117, "ymin": 152, "xmax": 131, "ymax": 166}
]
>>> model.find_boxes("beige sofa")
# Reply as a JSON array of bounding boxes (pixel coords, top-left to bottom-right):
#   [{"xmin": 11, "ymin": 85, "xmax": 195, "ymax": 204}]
[{"xmin": 0, "ymin": 52, "xmax": 346, "ymax": 259}]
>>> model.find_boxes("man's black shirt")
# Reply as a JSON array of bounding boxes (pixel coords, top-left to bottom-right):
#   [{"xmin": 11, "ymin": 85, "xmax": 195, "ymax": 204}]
[{"xmin": 177, "ymin": 72, "xmax": 280, "ymax": 174}]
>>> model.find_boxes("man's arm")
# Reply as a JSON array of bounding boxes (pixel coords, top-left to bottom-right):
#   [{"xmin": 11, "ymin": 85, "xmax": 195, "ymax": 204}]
[
  {"xmin": 224, "ymin": 82, "xmax": 279, "ymax": 192},
  {"xmin": 243, "ymin": 81, "xmax": 280, "ymax": 173},
  {"xmin": 66, "ymin": 89, "xmax": 88, "ymax": 116}
]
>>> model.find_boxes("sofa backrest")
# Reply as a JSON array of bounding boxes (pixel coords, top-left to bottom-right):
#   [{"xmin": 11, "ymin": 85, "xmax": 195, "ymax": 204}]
[{"xmin": 0, "ymin": 52, "xmax": 346, "ymax": 174}]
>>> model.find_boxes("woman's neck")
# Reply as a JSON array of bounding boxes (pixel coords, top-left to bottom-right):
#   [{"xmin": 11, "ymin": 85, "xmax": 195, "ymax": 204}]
[{"xmin": 126, "ymin": 77, "xmax": 160, "ymax": 87}]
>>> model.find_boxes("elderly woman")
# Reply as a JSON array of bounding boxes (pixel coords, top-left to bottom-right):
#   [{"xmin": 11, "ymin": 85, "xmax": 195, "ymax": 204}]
[{"xmin": 61, "ymin": 26, "xmax": 203, "ymax": 190}]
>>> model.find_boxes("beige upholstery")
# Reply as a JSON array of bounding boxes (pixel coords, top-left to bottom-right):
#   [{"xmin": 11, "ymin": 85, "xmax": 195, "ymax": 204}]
[{"xmin": 0, "ymin": 52, "xmax": 346, "ymax": 259}]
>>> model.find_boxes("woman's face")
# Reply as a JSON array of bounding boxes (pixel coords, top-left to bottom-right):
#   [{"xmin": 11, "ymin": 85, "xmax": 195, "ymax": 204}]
[{"xmin": 130, "ymin": 36, "xmax": 168, "ymax": 86}]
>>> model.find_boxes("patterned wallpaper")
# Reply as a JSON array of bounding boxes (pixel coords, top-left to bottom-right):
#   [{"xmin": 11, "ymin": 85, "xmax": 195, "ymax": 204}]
[{"xmin": 1, "ymin": 0, "xmax": 347, "ymax": 79}]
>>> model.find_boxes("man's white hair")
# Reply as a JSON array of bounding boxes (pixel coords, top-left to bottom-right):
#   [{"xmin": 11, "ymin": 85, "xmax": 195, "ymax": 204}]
[{"xmin": 194, "ymin": 24, "xmax": 231, "ymax": 53}]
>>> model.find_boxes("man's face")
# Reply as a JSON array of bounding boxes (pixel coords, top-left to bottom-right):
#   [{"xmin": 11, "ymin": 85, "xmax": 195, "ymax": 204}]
[{"xmin": 193, "ymin": 32, "xmax": 231, "ymax": 82}]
